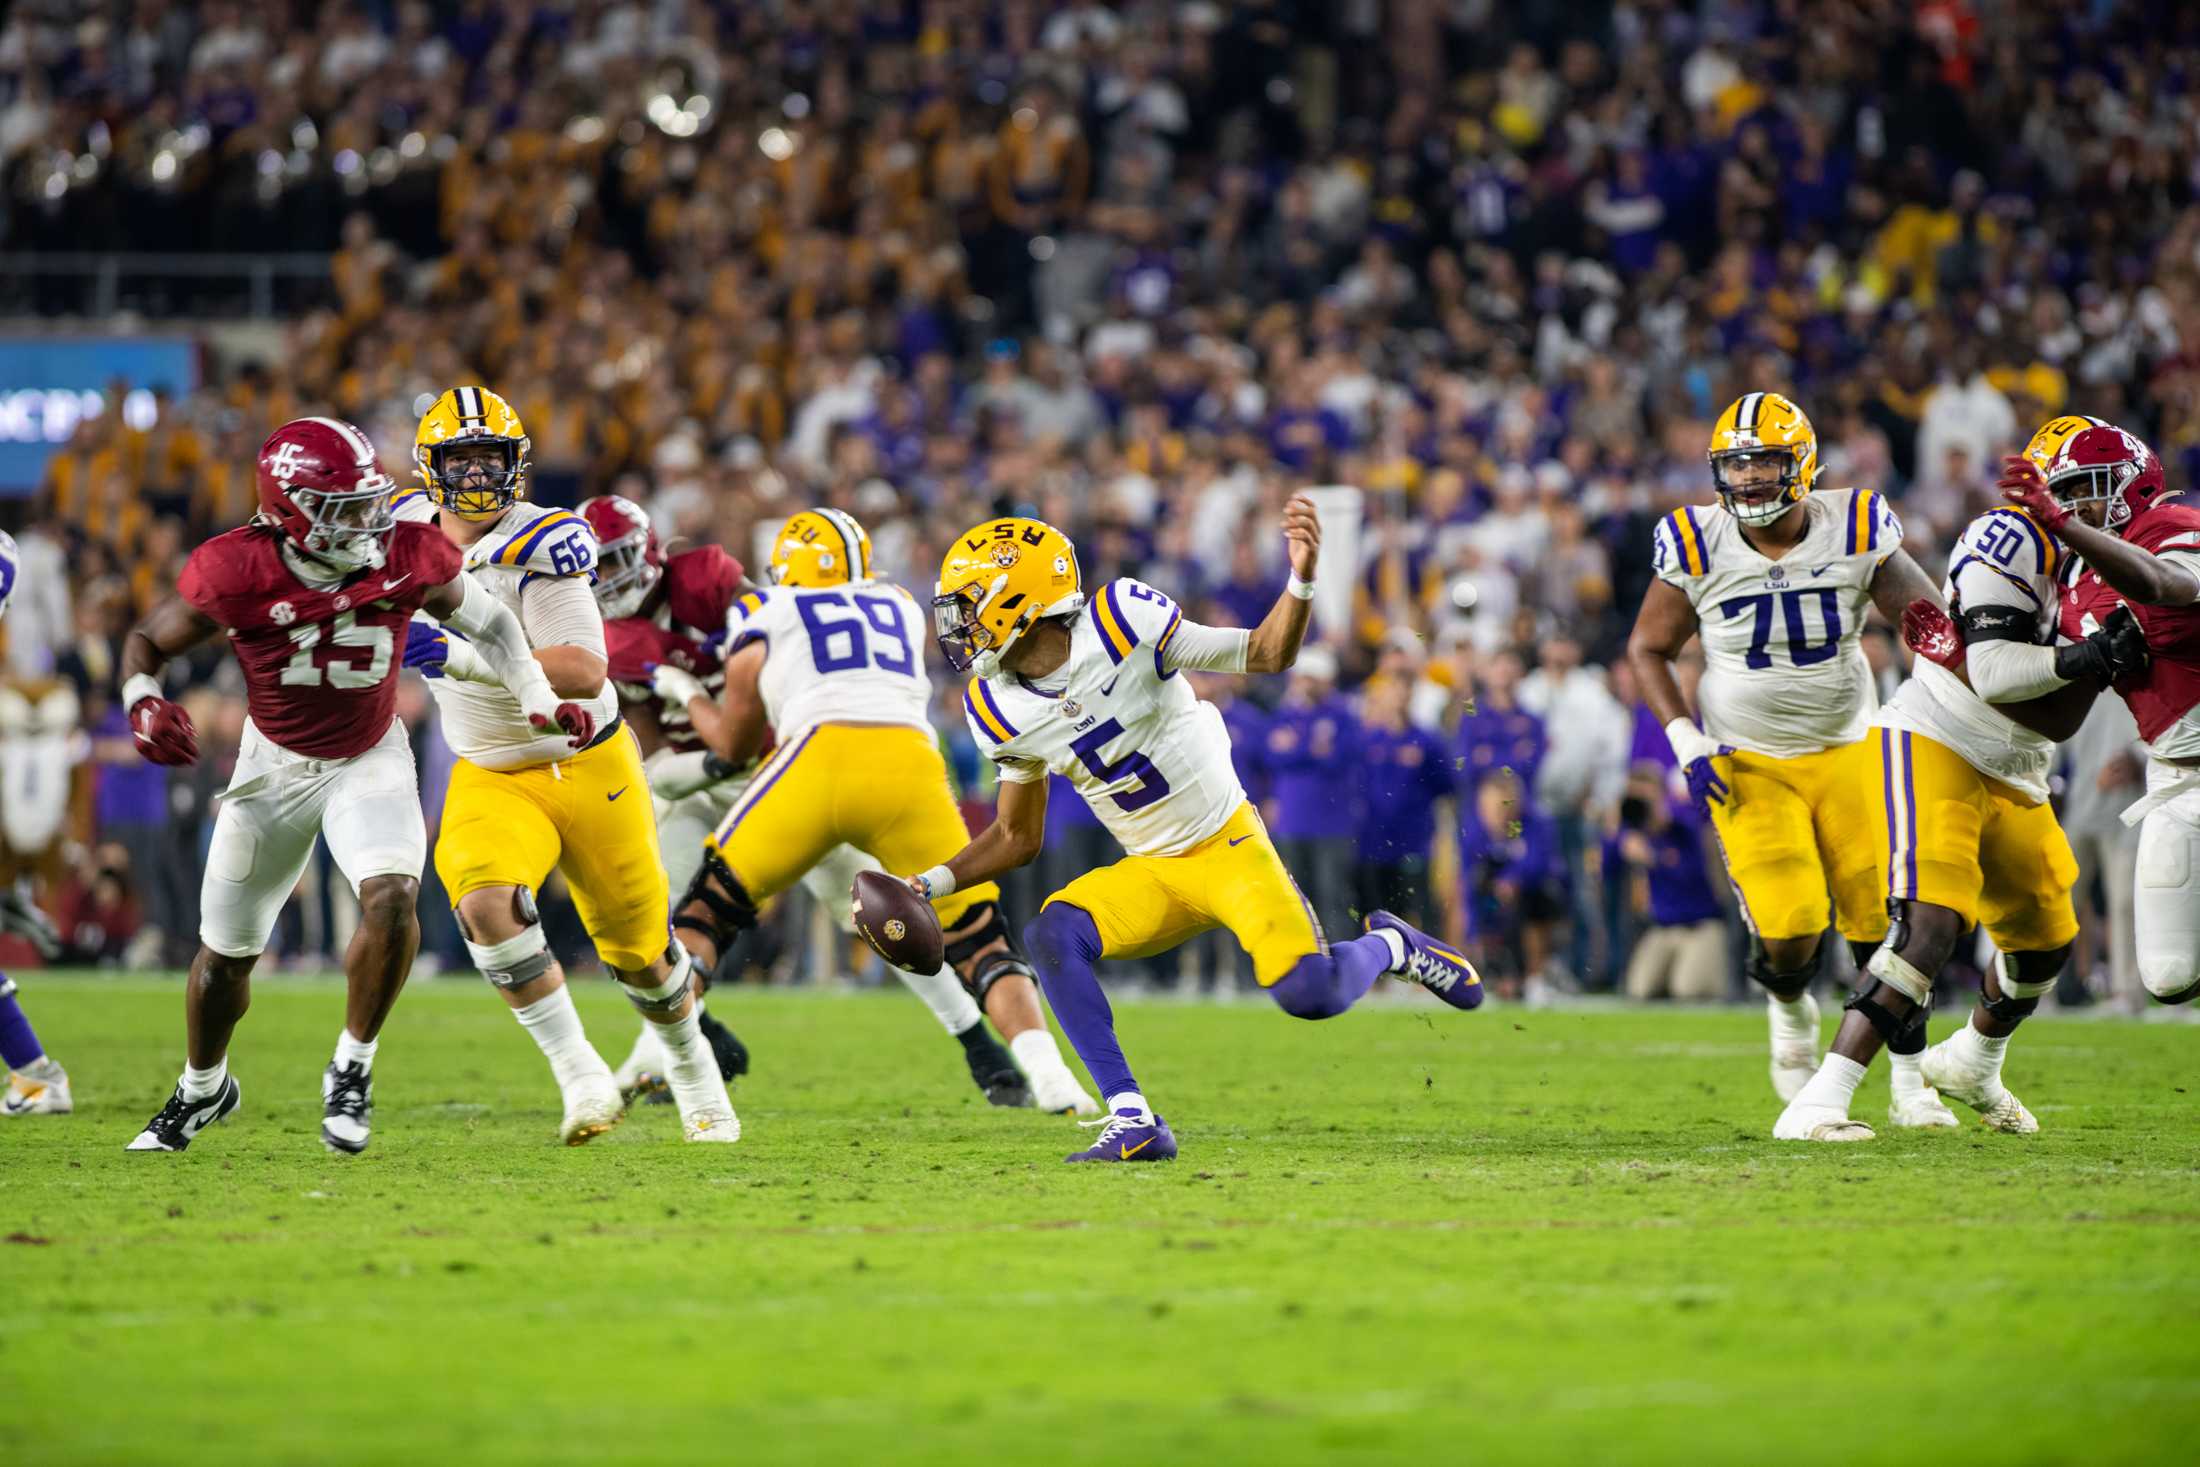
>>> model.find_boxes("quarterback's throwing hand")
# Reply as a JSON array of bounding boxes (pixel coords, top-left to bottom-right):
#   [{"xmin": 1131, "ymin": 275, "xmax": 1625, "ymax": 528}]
[
  {"xmin": 1283, "ymin": 494, "xmax": 1321, "ymax": 581},
  {"xmin": 1999, "ymin": 455, "xmax": 2069, "ymax": 533}
]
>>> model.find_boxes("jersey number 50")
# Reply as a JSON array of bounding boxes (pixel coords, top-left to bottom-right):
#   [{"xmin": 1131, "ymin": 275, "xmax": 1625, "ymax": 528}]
[{"xmin": 1718, "ymin": 589, "xmax": 1842, "ymax": 670}]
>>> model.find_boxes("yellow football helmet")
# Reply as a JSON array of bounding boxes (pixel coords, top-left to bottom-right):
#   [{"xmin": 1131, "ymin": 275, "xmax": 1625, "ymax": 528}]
[
  {"xmin": 2023, "ymin": 413, "xmax": 2112, "ymax": 476},
  {"xmin": 1707, "ymin": 391, "xmax": 1819, "ymax": 525},
  {"xmin": 414, "ymin": 386, "xmax": 530, "ymax": 520},
  {"xmin": 934, "ymin": 518, "xmax": 1083, "ymax": 676},
  {"xmin": 769, "ymin": 508, "xmax": 873, "ymax": 587}
]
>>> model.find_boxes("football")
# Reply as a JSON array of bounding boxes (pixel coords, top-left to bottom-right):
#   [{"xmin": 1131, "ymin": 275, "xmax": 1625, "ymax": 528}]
[{"xmin": 851, "ymin": 868, "xmax": 945, "ymax": 974}]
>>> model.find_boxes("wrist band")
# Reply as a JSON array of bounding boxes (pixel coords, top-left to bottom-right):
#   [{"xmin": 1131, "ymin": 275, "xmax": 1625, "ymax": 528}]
[
  {"xmin": 122, "ymin": 673, "xmax": 164, "ymax": 711},
  {"xmin": 1286, "ymin": 573, "xmax": 1317, "ymax": 601},
  {"xmin": 917, "ymin": 864, "xmax": 957, "ymax": 900}
]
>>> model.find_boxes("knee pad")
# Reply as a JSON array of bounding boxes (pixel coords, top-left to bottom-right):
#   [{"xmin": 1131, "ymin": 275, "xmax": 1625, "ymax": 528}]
[
  {"xmin": 1983, "ymin": 949, "xmax": 2062, "ymax": 1025},
  {"xmin": 1850, "ymin": 946, "xmax": 1932, "ymax": 1052},
  {"xmin": 944, "ymin": 900, "xmax": 1032, "ymax": 1004},
  {"xmin": 673, "ymin": 848, "xmax": 758, "ymax": 954},
  {"xmin": 462, "ymin": 892, "xmax": 555, "ymax": 991},
  {"xmin": 620, "ymin": 943, "xmax": 695, "ymax": 1015},
  {"xmin": 2140, "ymin": 950, "xmax": 2200, "ymax": 1005},
  {"xmin": 1745, "ymin": 931, "xmax": 1822, "ymax": 999}
]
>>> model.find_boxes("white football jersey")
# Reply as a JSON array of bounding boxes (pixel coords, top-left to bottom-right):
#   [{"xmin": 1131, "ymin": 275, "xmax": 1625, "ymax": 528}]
[
  {"xmin": 965, "ymin": 578, "xmax": 1245, "ymax": 858},
  {"xmin": 1876, "ymin": 507, "xmax": 2062, "ymax": 802},
  {"xmin": 725, "ymin": 582, "xmax": 934, "ymax": 740},
  {"xmin": 0, "ymin": 528, "xmax": 17, "ymax": 619},
  {"xmin": 1653, "ymin": 487, "xmax": 1900, "ymax": 758},
  {"xmin": 393, "ymin": 492, "xmax": 618, "ymax": 771}
]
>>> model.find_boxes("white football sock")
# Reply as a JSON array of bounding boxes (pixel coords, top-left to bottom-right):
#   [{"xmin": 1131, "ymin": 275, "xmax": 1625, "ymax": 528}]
[
  {"xmin": 1105, "ymin": 1089, "xmax": 1152, "ymax": 1121},
  {"xmin": 1372, "ymin": 927, "xmax": 1408, "ymax": 970},
  {"xmin": 615, "ymin": 1019, "xmax": 666, "ymax": 1078},
  {"xmin": 333, "ymin": 1029, "xmax": 378, "ymax": 1071},
  {"xmin": 1791, "ymin": 1054, "xmax": 1866, "ymax": 1114},
  {"xmin": 1960, "ymin": 1018, "xmax": 2010, "ymax": 1062},
  {"xmin": 1009, "ymin": 1026, "xmax": 1072, "ymax": 1077},
  {"xmin": 1887, "ymin": 1049, "xmax": 1928, "ymax": 1101},
  {"xmin": 19, "ymin": 1054, "xmax": 64, "ymax": 1081},
  {"xmin": 512, "ymin": 988, "xmax": 610, "ymax": 1091},
  {"xmin": 899, "ymin": 963, "xmax": 984, "ymax": 1035},
  {"xmin": 181, "ymin": 1058, "xmax": 228, "ymax": 1101},
  {"xmin": 645, "ymin": 1008, "xmax": 727, "ymax": 1118},
  {"xmin": 1768, "ymin": 993, "xmax": 1816, "ymax": 1041}
]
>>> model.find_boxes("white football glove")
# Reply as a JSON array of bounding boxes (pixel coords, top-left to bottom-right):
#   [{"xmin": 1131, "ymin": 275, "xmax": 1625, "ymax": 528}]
[{"xmin": 650, "ymin": 662, "xmax": 708, "ymax": 710}]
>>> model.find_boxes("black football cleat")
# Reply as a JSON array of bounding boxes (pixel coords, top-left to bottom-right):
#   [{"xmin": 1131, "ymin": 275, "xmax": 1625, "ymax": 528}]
[
  {"xmin": 959, "ymin": 1024, "xmax": 1033, "ymax": 1107},
  {"xmin": 127, "ymin": 1076, "xmax": 242, "ymax": 1152},
  {"xmin": 321, "ymin": 1061, "xmax": 373, "ymax": 1154},
  {"xmin": 698, "ymin": 1009, "xmax": 750, "ymax": 1082}
]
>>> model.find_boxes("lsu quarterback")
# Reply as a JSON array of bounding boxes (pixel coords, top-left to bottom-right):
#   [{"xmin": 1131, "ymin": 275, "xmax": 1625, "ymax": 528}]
[
  {"xmin": 396, "ymin": 387, "xmax": 735, "ymax": 1145},
  {"xmin": 905, "ymin": 496, "xmax": 1483, "ymax": 1165},
  {"xmin": 586, "ymin": 497, "xmax": 1032, "ymax": 1108},
  {"xmin": 1773, "ymin": 414, "xmax": 2149, "ymax": 1141},
  {"xmin": 661, "ymin": 507, "xmax": 1097, "ymax": 1115},
  {"xmin": 1626, "ymin": 391, "xmax": 1956, "ymax": 1126}
]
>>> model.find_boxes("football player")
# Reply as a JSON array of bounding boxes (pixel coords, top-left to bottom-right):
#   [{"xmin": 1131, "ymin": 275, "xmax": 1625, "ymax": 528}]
[
  {"xmin": 904, "ymin": 497, "xmax": 1482, "ymax": 1165},
  {"xmin": 0, "ymin": 528, "xmax": 72, "ymax": 1118},
  {"xmin": 662, "ymin": 508, "xmax": 1097, "ymax": 1115},
  {"xmin": 585, "ymin": 497, "xmax": 1029, "ymax": 1107},
  {"xmin": 1626, "ymin": 392, "xmax": 1955, "ymax": 1122},
  {"xmin": 1775, "ymin": 415, "xmax": 2148, "ymax": 1140},
  {"xmin": 119, "ymin": 418, "xmax": 586, "ymax": 1153},
  {"xmin": 2000, "ymin": 423, "xmax": 2200, "ymax": 1007},
  {"xmin": 397, "ymin": 388, "xmax": 733, "ymax": 1145}
]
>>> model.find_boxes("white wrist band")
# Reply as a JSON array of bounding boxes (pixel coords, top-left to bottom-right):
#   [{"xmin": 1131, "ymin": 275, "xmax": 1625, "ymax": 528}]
[
  {"xmin": 1286, "ymin": 573, "xmax": 1316, "ymax": 601},
  {"xmin": 1663, "ymin": 716, "xmax": 1715, "ymax": 765},
  {"xmin": 122, "ymin": 673, "xmax": 164, "ymax": 710},
  {"xmin": 918, "ymin": 865, "xmax": 958, "ymax": 900}
]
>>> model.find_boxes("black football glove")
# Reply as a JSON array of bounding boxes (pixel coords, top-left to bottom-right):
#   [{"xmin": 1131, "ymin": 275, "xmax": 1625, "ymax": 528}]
[{"xmin": 2055, "ymin": 605, "xmax": 2150, "ymax": 687}]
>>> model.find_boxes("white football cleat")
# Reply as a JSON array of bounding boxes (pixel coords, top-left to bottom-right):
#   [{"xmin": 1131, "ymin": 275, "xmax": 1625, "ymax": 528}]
[
  {"xmin": 612, "ymin": 1021, "xmax": 668, "ymax": 1107},
  {"xmin": 681, "ymin": 1106, "xmax": 741, "ymax": 1144},
  {"xmin": 2, "ymin": 1062, "xmax": 72, "ymax": 1116},
  {"xmin": 1887, "ymin": 1087, "xmax": 1960, "ymax": 1129},
  {"xmin": 1025, "ymin": 1061, "xmax": 1102, "ymax": 1117},
  {"xmin": 1921, "ymin": 1041, "xmax": 2041, "ymax": 1134},
  {"xmin": 1768, "ymin": 992, "xmax": 1821, "ymax": 1102},
  {"xmin": 1773, "ymin": 1102, "xmax": 1875, "ymax": 1142},
  {"xmin": 560, "ymin": 1074, "xmax": 624, "ymax": 1146}
]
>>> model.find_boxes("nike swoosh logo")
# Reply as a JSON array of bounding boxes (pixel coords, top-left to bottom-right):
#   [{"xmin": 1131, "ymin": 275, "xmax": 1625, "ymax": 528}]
[
  {"xmin": 607, "ymin": 786, "xmax": 628, "ymax": 801},
  {"xmin": 381, "ymin": 573, "xmax": 412, "ymax": 591},
  {"xmin": 1120, "ymin": 1137, "xmax": 1153, "ymax": 1158},
  {"xmin": 1100, "ymin": 676, "xmax": 1120, "ymax": 696},
  {"xmin": 1810, "ymin": 567, "xmax": 1831, "ymax": 577},
  {"xmin": 1227, "ymin": 834, "xmax": 1253, "ymax": 846}
]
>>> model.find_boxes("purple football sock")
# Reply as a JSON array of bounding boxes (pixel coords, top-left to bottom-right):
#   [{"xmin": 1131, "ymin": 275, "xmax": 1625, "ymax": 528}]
[
  {"xmin": 0, "ymin": 975, "xmax": 46, "ymax": 1069},
  {"xmin": 1267, "ymin": 933, "xmax": 1391, "ymax": 1020},
  {"xmin": 1022, "ymin": 904, "xmax": 1139, "ymax": 1101}
]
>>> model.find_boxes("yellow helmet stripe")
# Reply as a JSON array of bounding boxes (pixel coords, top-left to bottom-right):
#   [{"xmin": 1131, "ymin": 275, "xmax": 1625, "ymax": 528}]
[
  {"xmin": 1092, "ymin": 580, "xmax": 1139, "ymax": 664},
  {"xmin": 1735, "ymin": 391, "xmax": 1764, "ymax": 431},
  {"xmin": 1666, "ymin": 508, "xmax": 1707, "ymax": 575},
  {"xmin": 500, "ymin": 511, "xmax": 583, "ymax": 566}
]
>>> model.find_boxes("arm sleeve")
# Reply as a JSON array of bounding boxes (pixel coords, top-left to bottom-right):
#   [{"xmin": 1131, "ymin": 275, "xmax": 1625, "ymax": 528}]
[
  {"xmin": 1946, "ymin": 538, "xmax": 2066, "ymax": 702},
  {"xmin": 1967, "ymin": 638, "xmax": 2066, "ymax": 703},
  {"xmin": 519, "ymin": 573, "xmax": 608, "ymax": 657},
  {"xmin": 644, "ymin": 746, "xmax": 723, "ymax": 800},
  {"xmin": 442, "ymin": 575, "xmax": 558, "ymax": 711},
  {"xmin": 1162, "ymin": 619, "xmax": 1251, "ymax": 674}
]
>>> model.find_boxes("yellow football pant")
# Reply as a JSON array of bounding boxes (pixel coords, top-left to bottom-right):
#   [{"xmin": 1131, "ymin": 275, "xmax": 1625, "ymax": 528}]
[
  {"xmin": 705, "ymin": 723, "xmax": 998, "ymax": 929},
  {"xmin": 1705, "ymin": 740, "xmax": 1887, "ymax": 944},
  {"xmin": 436, "ymin": 726, "xmax": 671, "ymax": 971}
]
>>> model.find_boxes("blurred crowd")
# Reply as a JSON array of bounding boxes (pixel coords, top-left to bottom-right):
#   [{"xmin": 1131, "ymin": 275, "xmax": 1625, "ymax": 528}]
[{"xmin": 0, "ymin": 0, "xmax": 2187, "ymax": 1002}]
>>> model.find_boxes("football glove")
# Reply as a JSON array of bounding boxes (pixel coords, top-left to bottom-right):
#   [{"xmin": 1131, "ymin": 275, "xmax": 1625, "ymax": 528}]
[
  {"xmin": 2055, "ymin": 604, "xmax": 2151, "ymax": 687},
  {"xmin": 129, "ymin": 694, "xmax": 199, "ymax": 767},
  {"xmin": 1999, "ymin": 455, "xmax": 2070, "ymax": 534}
]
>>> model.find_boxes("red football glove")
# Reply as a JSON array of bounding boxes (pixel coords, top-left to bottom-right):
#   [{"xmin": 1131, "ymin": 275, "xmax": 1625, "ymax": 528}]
[
  {"xmin": 1999, "ymin": 455, "xmax": 2070, "ymax": 533},
  {"xmin": 1901, "ymin": 599, "xmax": 1965, "ymax": 673},
  {"xmin": 129, "ymin": 696, "xmax": 200, "ymax": 766},
  {"xmin": 528, "ymin": 702, "xmax": 596, "ymax": 749}
]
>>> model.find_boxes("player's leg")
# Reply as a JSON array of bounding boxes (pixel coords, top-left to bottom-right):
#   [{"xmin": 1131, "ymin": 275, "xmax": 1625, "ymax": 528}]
[
  {"xmin": 439, "ymin": 759, "xmax": 622, "ymax": 1145},
  {"xmin": 856, "ymin": 728, "xmax": 1093, "ymax": 1114},
  {"xmin": 0, "ymin": 972, "xmax": 70, "ymax": 1116},
  {"xmin": 555, "ymin": 730, "xmax": 735, "ymax": 1143},
  {"xmin": 128, "ymin": 757, "xmax": 317, "ymax": 1151},
  {"xmin": 672, "ymin": 731, "xmax": 837, "ymax": 975},
  {"xmin": 2132, "ymin": 772, "xmax": 2200, "ymax": 1006},
  {"xmin": 1706, "ymin": 750, "xmax": 1837, "ymax": 1101},
  {"xmin": 616, "ymin": 789, "xmax": 747, "ymax": 1104},
  {"xmin": 1923, "ymin": 797, "xmax": 2082, "ymax": 1133}
]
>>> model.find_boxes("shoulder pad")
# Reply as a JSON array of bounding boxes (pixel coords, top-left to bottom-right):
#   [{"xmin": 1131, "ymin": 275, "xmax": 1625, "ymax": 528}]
[
  {"xmin": 1842, "ymin": 488, "xmax": 1900, "ymax": 557},
  {"xmin": 963, "ymin": 678, "xmax": 1021, "ymax": 748},
  {"xmin": 1959, "ymin": 507, "xmax": 2060, "ymax": 580},
  {"xmin": 725, "ymin": 586, "xmax": 776, "ymax": 650},
  {"xmin": 1088, "ymin": 578, "xmax": 1181, "ymax": 667},
  {"xmin": 1654, "ymin": 507, "xmax": 1712, "ymax": 577},
  {"xmin": 2131, "ymin": 502, "xmax": 2200, "ymax": 554},
  {"xmin": 389, "ymin": 488, "xmax": 435, "ymax": 524},
  {"xmin": 492, "ymin": 507, "xmax": 596, "ymax": 578}
]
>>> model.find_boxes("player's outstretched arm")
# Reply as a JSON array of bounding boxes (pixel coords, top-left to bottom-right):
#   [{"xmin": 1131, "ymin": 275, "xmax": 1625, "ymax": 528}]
[
  {"xmin": 419, "ymin": 574, "xmax": 595, "ymax": 747},
  {"xmin": 2001, "ymin": 455, "xmax": 2200, "ymax": 605},
  {"xmin": 909, "ymin": 774, "xmax": 1049, "ymax": 901},
  {"xmin": 119, "ymin": 596, "xmax": 220, "ymax": 766},
  {"xmin": 1865, "ymin": 547, "xmax": 1946, "ymax": 626},
  {"xmin": 1244, "ymin": 494, "xmax": 1322, "ymax": 675},
  {"xmin": 687, "ymin": 640, "xmax": 769, "ymax": 767}
]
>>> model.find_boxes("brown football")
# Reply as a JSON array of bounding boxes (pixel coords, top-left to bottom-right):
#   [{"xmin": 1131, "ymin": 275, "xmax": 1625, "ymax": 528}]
[{"xmin": 851, "ymin": 869, "xmax": 945, "ymax": 974}]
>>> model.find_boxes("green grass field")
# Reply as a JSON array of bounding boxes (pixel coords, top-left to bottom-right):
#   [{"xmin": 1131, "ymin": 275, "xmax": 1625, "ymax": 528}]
[{"xmin": 5, "ymin": 974, "xmax": 2198, "ymax": 1465}]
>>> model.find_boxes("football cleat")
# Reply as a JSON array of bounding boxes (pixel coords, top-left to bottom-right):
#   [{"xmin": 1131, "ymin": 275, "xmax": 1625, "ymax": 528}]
[
  {"xmin": 1026, "ymin": 1061, "xmax": 1102, "ymax": 1117},
  {"xmin": 698, "ymin": 1008, "xmax": 751, "ymax": 1081},
  {"xmin": 681, "ymin": 1105, "xmax": 742, "ymax": 1144},
  {"xmin": 1772, "ymin": 1102, "xmax": 1874, "ymax": 1142},
  {"xmin": 1768, "ymin": 992, "xmax": 1821, "ymax": 1102},
  {"xmin": 321, "ymin": 1061, "xmax": 373, "ymax": 1154},
  {"xmin": 962, "ymin": 1029, "xmax": 1034, "ymax": 1108},
  {"xmin": 1921, "ymin": 1041, "xmax": 2040, "ymax": 1134},
  {"xmin": 1066, "ymin": 1108, "xmax": 1177, "ymax": 1164},
  {"xmin": 127, "ymin": 1076, "xmax": 242, "ymax": 1152},
  {"xmin": 2, "ymin": 1062, "xmax": 72, "ymax": 1116},
  {"xmin": 0, "ymin": 881, "xmax": 62, "ymax": 959},
  {"xmin": 1886, "ymin": 1087, "xmax": 1960, "ymax": 1129},
  {"xmin": 560, "ymin": 1074, "xmax": 625, "ymax": 1146},
  {"xmin": 613, "ymin": 1023, "xmax": 672, "ymax": 1108},
  {"xmin": 1363, "ymin": 910, "xmax": 1483, "ymax": 1009}
]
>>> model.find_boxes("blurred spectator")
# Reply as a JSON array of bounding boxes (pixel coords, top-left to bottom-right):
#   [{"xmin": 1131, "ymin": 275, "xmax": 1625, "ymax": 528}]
[
  {"xmin": 1607, "ymin": 765, "xmax": 1730, "ymax": 1003},
  {"xmin": 2063, "ymin": 697, "xmax": 2147, "ymax": 1009},
  {"xmin": 1457, "ymin": 767, "xmax": 1564, "ymax": 998},
  {"xmin": 1355, "ymin": 673, "xmax": 1452, "ymax": 930},
  {"xmin": 1262, "ymin": 646, "xmax": 1359, "ymax": 943}
]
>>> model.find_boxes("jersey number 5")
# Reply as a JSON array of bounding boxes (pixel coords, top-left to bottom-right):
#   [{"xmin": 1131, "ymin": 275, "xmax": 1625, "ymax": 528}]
[
  {"xmin": 1718, "ymin": 589, "xmax": 1842, "ymax": 670},
  {"xmin": 281, "ymin": 610, "xmax": 393, "ymax": 690},
  {"xmin": 1070, "ymin": 719, "xmax": 1171, "ymax": 812}
]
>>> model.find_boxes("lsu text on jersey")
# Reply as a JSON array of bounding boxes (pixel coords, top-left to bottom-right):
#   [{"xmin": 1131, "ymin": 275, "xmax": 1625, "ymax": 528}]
[{"xmin": 1653, "ymin": 487, "xmax": 1900, "ymax": 943}]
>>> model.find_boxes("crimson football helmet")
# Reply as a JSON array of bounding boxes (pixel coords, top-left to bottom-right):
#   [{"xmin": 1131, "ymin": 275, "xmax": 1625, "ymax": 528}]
[
  {"xmin": 580, "ymin": 494, "xmax": 664, "ymax": 618},
  {"xmin": 254, "ymin": 417, "xmax": 397, "ymax": 572},
  {"xmin": 2046, "ymin": 423, "xmax": 2165, "ymax": 533}
]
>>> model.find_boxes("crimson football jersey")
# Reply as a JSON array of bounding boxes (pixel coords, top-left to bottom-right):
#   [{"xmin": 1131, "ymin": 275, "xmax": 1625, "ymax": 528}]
[
  {"xmin": 603, "ymin": 544, "xmax": 745, "ymax": 754},
  {"xmin": 180, "ymin": 521, "xmax": 462, "ymax": 758},
  {"xmin": 2059, "ymin": 498, "xmax": 2200, "ymax": 746}
]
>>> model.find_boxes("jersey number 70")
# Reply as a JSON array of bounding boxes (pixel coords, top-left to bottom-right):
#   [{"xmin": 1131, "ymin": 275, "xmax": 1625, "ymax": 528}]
[{"xmin": 1718, "ymin": 589, "xmax": 1842, "ymax": 670}]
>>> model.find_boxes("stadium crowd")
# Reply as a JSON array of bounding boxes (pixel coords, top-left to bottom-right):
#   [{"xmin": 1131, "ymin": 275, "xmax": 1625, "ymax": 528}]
[{"xmin": 0, "ymin": 0, "xmax": 2188, "ymax": 1003}]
